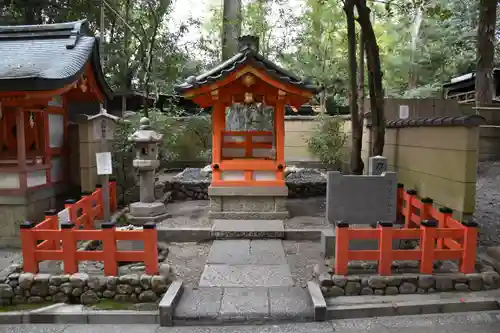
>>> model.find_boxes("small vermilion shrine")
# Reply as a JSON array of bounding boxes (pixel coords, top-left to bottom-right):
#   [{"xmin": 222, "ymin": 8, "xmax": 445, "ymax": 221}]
[
  {"xmin": 0, "ymin": 20, "xmax": 113, "ymax": 246},
  {"xmin": 176, "ymin": 36, "xmax": 320, "ymax": 219}
]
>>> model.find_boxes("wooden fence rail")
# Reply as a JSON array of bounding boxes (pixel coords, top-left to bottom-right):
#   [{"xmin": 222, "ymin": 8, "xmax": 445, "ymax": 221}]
[
  {"xmin": 21, "ymin": 220, "xmax": 158, "ymax": 276},
  {"xmin": 334, "ymin": 183, "xmax": 478, "ymax": 276}
]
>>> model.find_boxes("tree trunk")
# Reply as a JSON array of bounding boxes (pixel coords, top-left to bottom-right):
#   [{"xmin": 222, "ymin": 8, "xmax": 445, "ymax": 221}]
[
  {"xmin": 475, "ymin": 0, "xmax": 497, "ymax": 107},
  {"xmin": 221, "ymin": 0, "xmax": 242, "ymax": 61},
  {"xmin": 355, "ymin": 0, "xmax": 385, "ymax": 157},
  {"xmin": 142, "ymin": 7, "xmax": 162, "ymax": 118},
  {"xmin": 344, "ymin": 0, "xmax": 362, "ymax": 175},
  {"xmin": 122, "ymin": 0, "xmax": 132, "ymax": 114},
  {"xmin": 23, "ymin": 3, "xmax": 36, "ymax": 24},
  {"xmin": 356, "ymin": 25, "xmax": 366, "ymax": 173}
]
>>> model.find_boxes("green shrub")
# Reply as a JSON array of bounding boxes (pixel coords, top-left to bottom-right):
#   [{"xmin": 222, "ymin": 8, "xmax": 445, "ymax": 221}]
[
  {"xmin": 306, "ymin": 115, "xmax": 347, "ymax": 167},
  {"xmin": 111, "ymin": 110, "xmax": 212, "ymax": 205}
]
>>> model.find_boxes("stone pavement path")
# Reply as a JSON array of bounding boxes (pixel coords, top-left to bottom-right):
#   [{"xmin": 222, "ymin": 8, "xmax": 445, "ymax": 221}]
[
  {"xmin": 3, "ymin": 311, "xmax": 500, "ymax": 332},
  {"xmin": 173, "ymin": 238, "xmax": 314, "ymax": 323}
]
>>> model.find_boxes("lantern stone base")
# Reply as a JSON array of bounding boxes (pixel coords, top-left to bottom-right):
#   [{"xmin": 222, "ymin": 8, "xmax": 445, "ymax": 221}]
[
  {"xmin": 207, "ymin": 185, "xmax": 289, "ymax": 220},
  {"xmin": 127, "ymin": 202, "xmax": 171, "ymax": 225}
]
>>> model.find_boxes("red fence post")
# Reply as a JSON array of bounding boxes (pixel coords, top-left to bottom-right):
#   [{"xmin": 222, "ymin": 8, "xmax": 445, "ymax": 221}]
[
  {"xmin": 81, "ymin": 191, "xmax": 93, "ymax": 230},
  {"xmin": 404, "ymin": 189, "xmax": 418, "ymax": 228},
  {"xmin": 397, "ymin": 183, "xmax": 404, "ymax": 221},
  {"xmin": 95, "ymin": 184, "xmax": 104, "ymax": 219},
  {"xmin": 61, "ymin": 222, "xmax": 78, "ymax": 274},
  {"xmin": 460, "ymin": 220, "xmax": 478, "ymax": 273},
  {"xmin": 44, "ymin": 209, "xmax": 60, "ymax": 249},
  {"xmin": 378, "ymin": 221, "xmax": 393, "ymax": 276},
  {"xmin": 334, "ymin": 221, "xmax": 350, "ymax": 275},
  {"xmin": 102, "ymin": 221, "xmax": 118, "ymax": 276},
  {"xmin": 109, "ymin": 177, "xmax": 117, "ymax": 212},
  {"xmin": 437, "ymin": 207, "xmax": 453, "ymax": 249},
  {"xmin": 20, "ymin": 221, "xmax": 38, "ymax": 274},
  {"xmin": 143, "ymin": 222, "xmax": 159, "ymax": 275},
  {"xmin": 420, "ymin": 219, "xmax": 437, "ymax": 274},
  {"xmin": 420, "ymin": 197, "xmax": 433, "ymax": 222}
]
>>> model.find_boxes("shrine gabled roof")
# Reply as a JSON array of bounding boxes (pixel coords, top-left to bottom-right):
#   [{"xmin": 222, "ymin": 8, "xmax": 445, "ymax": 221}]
[
  {"xmin": 175, "ymin": 45, "xmax": 322, "ymax": 95},
  {"xmin": 0, "ymin": 19, "xmax": 112, "ymax": 99}
]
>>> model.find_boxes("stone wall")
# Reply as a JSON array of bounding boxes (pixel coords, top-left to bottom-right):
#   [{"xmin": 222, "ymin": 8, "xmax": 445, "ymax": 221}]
[
  {"xmin": 363, "ymin": 115, "xmax": 485, "ymax": 220},
  {"xmin": 157, "ymin": 168, "xmax": 328, "ymax": 201},
  {"xmin": 0, "ymin": 268, "xmax": 171, "ymax": 306},
  {"xmin": 319, "ymin": 270, "xmax": 500, "ymax": 297}
]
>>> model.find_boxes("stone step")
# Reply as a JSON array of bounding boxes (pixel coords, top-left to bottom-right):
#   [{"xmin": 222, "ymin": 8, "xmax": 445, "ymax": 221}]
[
  {"xmin": 211, "ymin": 219, "xmax": 284, "ymax": 239},
  {"xmin": 170, "ymin": 286, "xmax": 314, "ymax": 325},
  {"xmin": 156, "ymin": 227, "xmax": 324, "ymax": 242}
]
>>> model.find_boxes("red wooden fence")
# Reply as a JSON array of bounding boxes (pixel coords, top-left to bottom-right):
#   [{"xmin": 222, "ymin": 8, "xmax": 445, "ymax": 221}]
[
  {"xmin": 19, "ymin": 180, "xmax": 159, "ymax": 276},
  {"xmin": 21, "ymin": 219, "xmax": 158, "ymax": 276},
  {"xmin": 334, "ymin": 183, "xmax": 478, "ymax": 276}
]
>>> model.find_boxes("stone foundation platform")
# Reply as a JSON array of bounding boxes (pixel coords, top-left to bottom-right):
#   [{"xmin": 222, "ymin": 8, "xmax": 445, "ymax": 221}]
[{"xmin": 208, "ymin": 186, "xmax": 289, "ymax": 220}]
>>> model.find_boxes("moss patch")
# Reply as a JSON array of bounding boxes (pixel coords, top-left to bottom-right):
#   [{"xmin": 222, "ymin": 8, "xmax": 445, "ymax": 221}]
[
  {"xmin": 87, "ymin": 300, "xmax": 159, "ymax": 311},
  {"xmin": 0, "ymin": 302, "xmax": 54, "ymax": 312}
]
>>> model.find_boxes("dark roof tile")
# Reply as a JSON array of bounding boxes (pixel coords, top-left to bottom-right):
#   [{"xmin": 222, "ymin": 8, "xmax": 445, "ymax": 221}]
[
  {"xmin": 175, "ymin": 47, "xmax": 321, "ymax": 94},
  {"xmin": 0, "ymin": 19, "xmax": 112, "ymax": 98},
  {"xmin": 366, "ymin": 115, "xmax": 486, "ymax": 128}
]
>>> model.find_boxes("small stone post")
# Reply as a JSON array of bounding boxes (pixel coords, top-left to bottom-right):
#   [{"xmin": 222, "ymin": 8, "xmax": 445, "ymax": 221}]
[
  {"xmin": 368, "ymin": 155, "xmax": 388, "ymax": 175},
  {"xmin": 127, "ymin": 117, "xmax": 169, "ymax": 225}
]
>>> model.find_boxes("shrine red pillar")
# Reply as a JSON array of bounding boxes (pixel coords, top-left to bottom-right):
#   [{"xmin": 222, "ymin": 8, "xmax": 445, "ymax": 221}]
[
  {"xmin": 211, "ymin": 102, "xmax": 225, "ymax": 184},
  {"xmin": 16, "ymin": 107, "xmax": 27, "ymax": 189},
  {"xmin": 274, "ymin": 100, "xmax": 285, "ymax": 182}
]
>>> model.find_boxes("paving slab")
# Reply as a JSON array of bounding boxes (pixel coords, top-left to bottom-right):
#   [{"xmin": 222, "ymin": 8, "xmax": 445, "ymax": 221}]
[
  {"xmin": 249, "ymin": 240, "xmax": 287, "ymax": 264},
  {"xmin": 173, "ymin": 287, "xmax": 223, "ymax": 320},
  {"xmin": 61, "ymin": 324, "xmax": 158, "ymax": 333},
  {"xmin": 269, "ymin": 287, "xmax": 314, "ymax": 320},
  {"xmin": 207, "ymin": 240, "xmax": 251, "ymax": 265},
  {"xmin": 199, "ymin": 264, "xmax": 293, "ymax": 287},
  {"xmin": 219, "ymin": 287, "xmax": 269, "ymax": 320}
]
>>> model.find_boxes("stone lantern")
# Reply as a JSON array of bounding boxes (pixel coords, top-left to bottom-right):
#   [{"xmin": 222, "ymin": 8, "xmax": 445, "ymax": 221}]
[{"xmin": 127, "ymin": 117, "xmax": 169, "ymax": 224}]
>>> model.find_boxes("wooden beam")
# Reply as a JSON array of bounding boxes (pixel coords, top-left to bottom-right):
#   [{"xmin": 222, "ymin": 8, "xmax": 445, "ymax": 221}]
[
  {"xmin": 274, "ymin": 100, "xmax": 285, "ymax": 164},
  {"xmin": 16, "ymin": 107, "xmax": 27, "ymax": 189}
]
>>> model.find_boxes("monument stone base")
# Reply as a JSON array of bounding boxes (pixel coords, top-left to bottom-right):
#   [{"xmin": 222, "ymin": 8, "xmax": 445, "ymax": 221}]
[
  {"xmin": 127, "ymin": 202, "xmax": 170, "ymax": 225},
  {"xmin": 208, "ymin": 185, "xmax": 289, "ymax": 220}
]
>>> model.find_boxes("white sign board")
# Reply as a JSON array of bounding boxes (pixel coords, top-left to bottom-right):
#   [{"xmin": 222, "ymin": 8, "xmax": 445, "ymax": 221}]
[
  {"xmin": 58, "ymin": 208, "xmax": 70, "ymax": 228},
  {"xmin": 96, "ymin": 152, "xmax": 113, "ymax": 175},
  {"xmin": 399, "ymin": 105, "xmax": 409, "ymax": 119}
]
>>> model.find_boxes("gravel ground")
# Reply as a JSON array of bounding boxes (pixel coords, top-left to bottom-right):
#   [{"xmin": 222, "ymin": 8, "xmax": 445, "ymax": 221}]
[
  {"xmin": 165, "ymin": 242, "xmax": 212, "ymax": 288},
  {"xmin": 475, "ymin": 161, "xmax": 500, "ymax": 252},
  {"xmin": 157, "ymin": 201, "xmax": 212, "ymax": 229},
  {"xmin": 157, "ymin": 197, "xmax": 329, "ymax": 229},
  {"xmin": 283, "ymin": 241, "xmax": 323, "ymax": 287}
]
